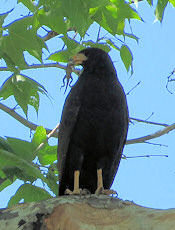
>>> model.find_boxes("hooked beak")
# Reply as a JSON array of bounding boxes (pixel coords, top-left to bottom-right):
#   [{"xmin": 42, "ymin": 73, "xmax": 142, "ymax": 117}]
[{"xmin": 68, "ymin": 53, "xmax": 88, "ymax": 66}]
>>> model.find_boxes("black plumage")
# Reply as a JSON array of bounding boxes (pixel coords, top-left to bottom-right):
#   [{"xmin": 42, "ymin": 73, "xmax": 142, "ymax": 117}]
[{"xmin": 57, "ymin": 48, "xmax": 128, "ymax": 196}]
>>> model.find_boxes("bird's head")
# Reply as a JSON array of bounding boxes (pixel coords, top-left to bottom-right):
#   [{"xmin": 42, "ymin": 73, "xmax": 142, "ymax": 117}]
[{"xmin": 69, "ymin": 48, "xmax": 112, "ymax": 71}]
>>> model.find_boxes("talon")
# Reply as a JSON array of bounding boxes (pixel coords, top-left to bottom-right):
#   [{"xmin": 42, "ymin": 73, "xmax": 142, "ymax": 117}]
[
  {"xmin": 95, "ymin": 187, "xmax": 104, "ymax": 195},
  {"xmin": 64, "ymin": 188, "xmax": 91, "ymax": 196},
  {"xmin": 65, "ymin": 189, "xmax": 73, "ymax": 195},
  {"xmin": 73, "ymin": 188, "xmax": 82, "ymax": 195},
  {"xmin": 82, "ymin": 189, "xmax": 91, "ymax": 195},
  {"xmin": 95, "ymin": 187, "xmax": 117, "ymax": 196},
  {"xmin": 64, "ymin": 188, "xmax": 82, "ymax": 195}
]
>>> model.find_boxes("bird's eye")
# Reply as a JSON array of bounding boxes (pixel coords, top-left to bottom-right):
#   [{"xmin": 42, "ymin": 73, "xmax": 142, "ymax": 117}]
[{"xmin": 84, "ymin": 51, "xmax": 89, "ymax": 57}]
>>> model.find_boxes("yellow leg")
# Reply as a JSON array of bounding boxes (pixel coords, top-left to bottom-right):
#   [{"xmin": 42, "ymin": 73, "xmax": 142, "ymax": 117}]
[
  {"xmin": 65, "ymin": 170, "xmax": 86, "ymax": 195},
  {"xmin": 73, "ymin": 170, "xmax": 80, "ymax": 194},
  {"xmin": 95, "ymin": 168, "xmax": 117, "ymax": 195},
  {"xmin": 97, "ymin": 168, "xmax": 103, "ymax": 191}
]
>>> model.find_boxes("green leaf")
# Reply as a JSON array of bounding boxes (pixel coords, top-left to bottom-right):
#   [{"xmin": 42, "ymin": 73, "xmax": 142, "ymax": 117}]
[
  {"xmin": 169, "ymin": 0, "xmax": 175, "ymax": 7},
  {"xmin": 155, "ymin": 0, "xmax": 168, "ymax": 22},
  {"xmin": 46, "ymin": 165, "xmax": 58, "ymax": 195},
  {"xmin": 120, "ymin": 45, "xmax": 133, "ymax": 72},
  {"xmin": 61, "ymin": 0, "xmax": 92, "ymax": 36},
  {"xmin": 124, "ymin": 32, "xmax": 139, "ymax": 43},
  {"xmin": 0, "ymin": 170, "xmax": 6, "ymax": 180},
  {"xmin": 8, "ymin": 184, "xmax": 52, "ymax": 207},
  {"xmin": 106, "ymin": 39, "xmax": 120, "ymax": 51},
  {"xmin": 90, "ymin": 0, "xmax": 141, "ymax": 36},
  {"xmin": 0, "ymin": 137, "xmax": 13, "ymax": 152},
  {"xmin": 147, "ymin": 0, "xmax": 153, "ymax": 5},
  {"xmin": 6, "ymin": 137, "xmax": 36, "ymax": 161},
  {"xmin": 82, "ymin": 41, "xmax": 111, "ymax": 53},
  {"xmin": 49, "ymin": 36, "xmax": 84, "ymax": 63},
  {"xmin": 32, "ymin": 126, "xmax": 57, "ymax": 166},
  {"xmin": 0, "ymin": 170, "xmax": 17, "ymax": 192},
  {"xmin": 18, "ymin": 0, "xmax": 37, "ymax": 12},
  {"xmin": 32, "ymin": 126, "xmax": 47, "ymax": 147},
  {"xmin": 38, "ymin": 145, "xmax": 57, "ymax": 165},
  {"xmin": 0, "ymin": 75, "xmax": 14, "ymax": 100},
  {"xmin": 3, "ymin": 166, "xmax": 35, "ymax": 183},
  {"xmin": 0, "ymin": 16, "xmax": 46, "ymax": 69},
  {"xmin": 37, "ymin": 7, "xmax": 67, "ymax": 35},
  {"xmin": 0, "ymin": 149, "xmax": 46, "ymax": 183},
  {"xmin": 0, "ymin": 14, "xmax": 7, "ymax": 28},
  {"xmin": 50, "ymin": 50, "xmax": 72, "ymax": 63},
  {"xmin": 0, "ymin": 177, "xmax": 14, "ymax": 192},
  {"xmin": 0, "ymin": 74, "xmax": 48, "ymax": 116}
]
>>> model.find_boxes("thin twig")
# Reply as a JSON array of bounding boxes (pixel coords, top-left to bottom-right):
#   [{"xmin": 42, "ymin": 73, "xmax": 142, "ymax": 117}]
[
  {"xmin": 0, "ymin": 102, "xmax": 175, "ymax": 145},
  {"xmin": 130, "ymin": 117, "xmax": 169, "ymax": 127},
  {"xmin": 126, "ymin": 123, "xmax": 175, "ymax": 145},
  {"xmin": 166, "ymin": 68, "xmax": 175, "ymax": 94},
  {"xmin": 97, "ymin": 26, "xmax": 101, "ymax": 42},
  {"xmin": 126, "ymin": 81, "xmax": 141, "ymax": 95},
  {"xmin": 0, "ymin": 102, "xmax": 57, "ymax": 137},
  {"xmin": 145, "ymin": 112, "xmax": 154, "ymax": 122},
  {"xmin": 123, "ymin": 154, "xmax": 168, "ymax": 159},
  {"xmin": 144, "ymin": 141, "xmax": 168, "ymax": 147},
  {"xmin": 72, "ymin": 31, "xmax": 78, "ymax": 40},
  {"xmin": 43, "ymin": 31, "xmax": 59, "ymax": 41}
]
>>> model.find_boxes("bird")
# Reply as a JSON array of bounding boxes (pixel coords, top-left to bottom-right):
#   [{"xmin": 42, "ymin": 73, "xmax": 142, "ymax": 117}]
[{"xmin": 57, "ymin": 47, "xmax": 128, "ymax": 196}]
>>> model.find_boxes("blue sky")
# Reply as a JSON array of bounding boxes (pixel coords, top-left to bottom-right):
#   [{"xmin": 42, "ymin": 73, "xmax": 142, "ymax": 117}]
[{"xmin": 1, "ymin": 0, "xmax": 175, "ymax": 209}]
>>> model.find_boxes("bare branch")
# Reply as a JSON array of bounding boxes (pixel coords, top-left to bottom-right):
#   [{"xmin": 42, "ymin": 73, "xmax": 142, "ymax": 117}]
[
  {"xmin": 43, "ymin": 31, "xmax": 59, "ymax": 41},
  {"xmin": 0, "ymin": 102, "xmax": 58, "ymax": 137},
  {"xmin": 126, "ymin": 81, "xmax": 141, "ymax": 96},
  {"xmin": 1, "ymin": 103, "xmax": 175, "ymax": 145},
  {"xmin": 43, "ymin": 28, "xmax": 76, "ymax": 41},
  {"xmin": 0, "ymin": 67, "xmax": 9, "ymax": 71},
  {"xmin": 130, "ymin": 117, "xmax": 169, "ymax": 127},
  {"xmin": 97, "ymin": 26, "xmax": 101, "ymax": 42},
  {"xmin": 126, "ymin": 123, "xmax": 175, "ymax": 145},
  {"xmin": 144, "ymin": 141, "xmax": 168, "ymax": 147},
  {"xmin": 145, "ymin": 112, "xmax": 154, "ymax": 121},
  {"xmin": 166, "ymin": 68, "xmax": 175, "ymax": 94},
  {"xmin": 0, "ymin": 63, "xmax": 81, "ymax": 75},
  {"xmin": 123, "ymin": 154, "xmax": 168, "ymax": 159}
]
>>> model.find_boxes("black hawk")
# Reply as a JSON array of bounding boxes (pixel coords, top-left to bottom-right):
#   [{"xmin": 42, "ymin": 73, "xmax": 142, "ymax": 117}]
[{"xmin": 58, "ymin": 48, "xmax": 128, "ymax": 195}]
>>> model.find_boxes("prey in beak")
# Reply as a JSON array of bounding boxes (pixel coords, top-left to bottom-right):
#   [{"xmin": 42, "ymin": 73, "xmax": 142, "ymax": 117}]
[{"xmin": 61, "ymin": 52, "xmax": 88, "ymax": 93}]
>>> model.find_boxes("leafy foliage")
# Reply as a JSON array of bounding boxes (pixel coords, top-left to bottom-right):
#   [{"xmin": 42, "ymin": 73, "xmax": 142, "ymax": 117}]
[
  {"xmin": 8, "ymin": 184, "xmax": 52, "ymax": 207},
  {"xmin": 120, "ymin": 45, "xmax": 133, "ymax": 73},
  {"xmin": 0, "ymin": 74, "xmax": 48, "ymax": 116},
  {"xmin": 0, "ymin": 126, "xmax": 57, "ymax": 206},
  {"xmin": 155, "ymin": 0, "xmax": 169, "ymax": 21},
  {"xmin": 1, "ymin": 16, "xmax": 45, "ymax": 70},
  {"xmin": 0, "ymin": 0, "xmax": 174, "ymax": 207}
]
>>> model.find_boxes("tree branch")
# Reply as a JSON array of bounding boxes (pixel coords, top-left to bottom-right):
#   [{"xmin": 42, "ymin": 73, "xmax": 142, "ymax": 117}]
[
  {"xmin": 0, "ymin": 102, "xmax": 175, "ymax": 145},
  {"xmin": 130, "ymin": 117, "xmax": 169, "ymax": 127},
  {"xmin": 123, "ymin": 154, "xmax": 168, "ymax": 159},
  {"xmin": 0, "ymin": 63, "xmax": 81, "ymax": 75},
  {"xmin": 0, "ymin": 102, "xmax": 57, "ymax": 137},
  {"xmin": 126, "ymin": 123, "xmax": 175, "ymax": 145}
]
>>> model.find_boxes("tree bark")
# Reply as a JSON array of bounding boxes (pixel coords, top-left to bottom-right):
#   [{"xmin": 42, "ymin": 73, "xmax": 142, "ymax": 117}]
[{"xmin": 0, "ymin": 195, "xmax": 175, "ymax": 230}]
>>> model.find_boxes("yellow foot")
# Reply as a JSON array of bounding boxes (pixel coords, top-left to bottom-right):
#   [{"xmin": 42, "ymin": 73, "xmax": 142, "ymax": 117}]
[
  {"xmin": 65, "ymin": 188, "xmax": 90, "ymax": 195},
  {"xmin": 95, "ymin": 187, "xmax": 117, "ymax": 196}
]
